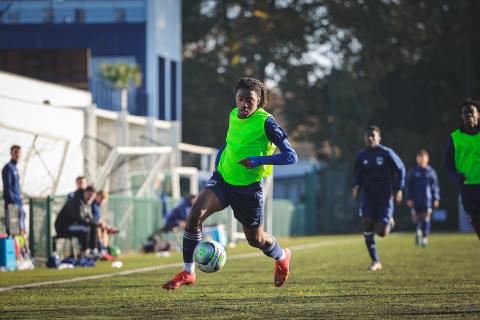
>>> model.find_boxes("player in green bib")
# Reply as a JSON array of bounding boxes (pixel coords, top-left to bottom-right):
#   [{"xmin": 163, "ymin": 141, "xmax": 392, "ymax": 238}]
[
  {"xmin": 445, "ymin": 99, "xmax": 480, "ymax": 239},
  {"xmin": 163, "ymin": 78, "xmax": 298, "ymax": 290}
]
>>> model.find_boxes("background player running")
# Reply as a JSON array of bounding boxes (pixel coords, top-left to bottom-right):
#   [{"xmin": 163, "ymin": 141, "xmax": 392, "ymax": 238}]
[
  {"xmin": 352, "ymin": 125, "xmax": 406, "ymax": 271},
  {"xmin": 162, "ymin": 77, "xmax": 298, "ymax": 290},
  {"xmin": 445, "ymin": 99, "xmax": 480, "ymax": 240},
  {"xmin": 405, "ymin": 149, "xmax": 440, "ymax": 247}
]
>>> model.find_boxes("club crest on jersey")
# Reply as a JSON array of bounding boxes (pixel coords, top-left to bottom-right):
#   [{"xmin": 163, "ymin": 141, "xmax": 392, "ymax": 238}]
[
  {"xmin": 376, "ymin": 157, "xmax": 384, "ymax": 166},
  {"xmin": 205, "ymin": 179, "xmax": 217, "ymax": 188},
  {"xmin": 363, "ymin": 159, "xmax": 368, "ymax": 165}
]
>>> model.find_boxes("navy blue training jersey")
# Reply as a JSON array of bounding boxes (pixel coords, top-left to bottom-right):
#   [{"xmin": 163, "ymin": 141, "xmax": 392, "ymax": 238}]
[
  {"xmin": 164, "ymin": 197, "xmax": 192, "ymax": 229},
  {"xmin": 405, "ymin": 165, "xmax": 440, "ymax": 209},
  {"xmin": 2, "ymin": 161, "xmax": 23, "ymax": 207},
  {"xmin": 354, "ymin": 145, "xmax": 406, "ymax": 204}
]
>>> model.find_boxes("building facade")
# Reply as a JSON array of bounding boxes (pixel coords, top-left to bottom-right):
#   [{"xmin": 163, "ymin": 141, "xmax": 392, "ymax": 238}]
[{"xmin": 0, "ymin": 0, "xmax": 182, "ymax": 120}]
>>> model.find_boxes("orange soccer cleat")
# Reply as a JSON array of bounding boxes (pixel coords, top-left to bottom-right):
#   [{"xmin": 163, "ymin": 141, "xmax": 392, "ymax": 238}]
[
  {"xmin": 162, "ymin": 270, "xmax": 196, "ymax": 291},
  {"xmin": 274, "ymin": 248, "xmax": 292, "ymax": 287}
]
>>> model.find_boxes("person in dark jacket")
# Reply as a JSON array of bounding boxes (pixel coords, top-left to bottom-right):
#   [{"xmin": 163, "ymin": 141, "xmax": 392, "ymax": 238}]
[
  {"xmin": 2, "ymin": 145, "xmax": 27, "ymax": 237},
  {"xmin": 55, "ymin": 186, "xmax": 97, "ymax": 253},
  {"xmin": 405, "ymin": 149, "xmax": 440, "ymax": 247},
  {"xmin": 67, "ymin": 176, "xmax": 88, "ymax": 200}
]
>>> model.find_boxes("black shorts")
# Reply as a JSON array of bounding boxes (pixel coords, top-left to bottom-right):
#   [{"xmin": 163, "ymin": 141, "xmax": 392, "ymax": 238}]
[
  {"xmin": 461, "ymin": 185, "xmax": 480, "ymax": 225},
  {"xmin": 204, "ymin": 171, "xmax": 264, "ymax": 229}
]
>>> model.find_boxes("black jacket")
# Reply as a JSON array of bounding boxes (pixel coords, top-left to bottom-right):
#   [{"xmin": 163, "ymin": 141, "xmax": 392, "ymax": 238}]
[{"xmin": 55, "ymin": 190, "xmax": 95, "ymax": 233}]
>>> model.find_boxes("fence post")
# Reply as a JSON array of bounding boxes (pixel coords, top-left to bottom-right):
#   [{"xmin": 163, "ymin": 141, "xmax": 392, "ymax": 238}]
[
  {"xmin": 29, "ymin": 198, "xmax": 35, "ymax": 257},
  {"xmin": 46, "ymin": 196, "xmax": 52, "ymax": 256}
]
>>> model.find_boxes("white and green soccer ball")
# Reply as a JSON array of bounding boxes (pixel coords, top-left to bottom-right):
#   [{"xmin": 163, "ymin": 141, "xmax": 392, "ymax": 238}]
[{"xmin": 193, "ymin": 240, "xmax": 227, "ymax": 273}]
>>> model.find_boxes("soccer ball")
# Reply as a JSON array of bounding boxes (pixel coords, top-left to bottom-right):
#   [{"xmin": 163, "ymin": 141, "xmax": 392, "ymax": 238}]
[{"xmin": 193, "ymin": 240, "xmax": 227, "ymax": 273}]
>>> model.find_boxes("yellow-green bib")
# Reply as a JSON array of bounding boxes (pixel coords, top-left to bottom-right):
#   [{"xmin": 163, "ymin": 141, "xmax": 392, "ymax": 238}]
[
  {"xmin": 217, "ymin": 108, "xmax": 276, "ymax": 186},
  {"xmin": 451, "ymin": 129, "xmax": 480, "ymax": 184}
]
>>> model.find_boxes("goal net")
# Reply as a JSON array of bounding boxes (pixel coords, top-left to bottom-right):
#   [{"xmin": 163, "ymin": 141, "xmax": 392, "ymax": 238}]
[{"xmin": 0, "ymin": 122, "xmax": 77, "ymax": 197}]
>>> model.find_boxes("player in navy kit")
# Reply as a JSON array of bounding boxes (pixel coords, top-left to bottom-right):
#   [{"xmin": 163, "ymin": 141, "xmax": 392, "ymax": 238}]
[
  {"xmin": 353, "ymin": 126, "xmax": 406, "ymax": 271},
  {"xmin": 405, "ymin": 150, "xmax": 440, "ymax": 247}
]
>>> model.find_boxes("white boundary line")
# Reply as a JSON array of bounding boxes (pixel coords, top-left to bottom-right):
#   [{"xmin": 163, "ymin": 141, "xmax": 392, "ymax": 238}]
[{"xmin": 0, "ymin": 237, "xmax": 360, "ymax": 293}]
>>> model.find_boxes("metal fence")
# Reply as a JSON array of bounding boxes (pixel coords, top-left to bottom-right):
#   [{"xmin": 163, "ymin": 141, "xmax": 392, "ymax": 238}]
[{"xmin": 28, "ymin": 195, "xmax": 307, "ymax": 259}]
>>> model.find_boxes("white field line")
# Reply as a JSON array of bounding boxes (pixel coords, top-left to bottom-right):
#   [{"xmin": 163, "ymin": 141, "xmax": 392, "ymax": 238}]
[{"xmin": 0, "ymin": 237, "xmax": 361, "ymax": 293}]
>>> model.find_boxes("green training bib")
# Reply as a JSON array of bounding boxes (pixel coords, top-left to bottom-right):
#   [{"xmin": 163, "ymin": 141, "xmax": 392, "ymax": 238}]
[
  {"xmin": 217, "ymin": 108, "xmax": 276, "ymax": 186},
  {"xmin": 451, "ymin": 129, "xmax": 480, "ymax": 184}
]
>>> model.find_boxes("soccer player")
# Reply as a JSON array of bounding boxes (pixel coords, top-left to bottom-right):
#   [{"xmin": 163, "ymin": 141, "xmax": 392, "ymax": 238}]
[
  {"xmin": 445, "ymin": 99, "xmax": 480, "ymax": 240},
  {"xmin": 405, "ymin": 150, "xmax": 440, "ymax": 247},
  {"xmin": 162, "ymin": 77, "xmax": 298, "ymax": 290},
  {"xmin": 352, "ymin": 126, "xmax": 406, "ymax": 271}
]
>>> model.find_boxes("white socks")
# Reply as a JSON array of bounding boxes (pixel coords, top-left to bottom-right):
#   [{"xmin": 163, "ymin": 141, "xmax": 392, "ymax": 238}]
[
  {"xmin": 183, "ymin": 262, "xmax": 195, "ymax": 274},
  {"xmin": 277, "ymin": 249, "xmax": 286, "ymax": 261}
]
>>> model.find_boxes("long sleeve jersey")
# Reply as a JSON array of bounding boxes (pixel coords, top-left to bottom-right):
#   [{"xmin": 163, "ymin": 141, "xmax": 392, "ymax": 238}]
[
  {"xmin": 2, "ymin": 160, "xmax": 23, "ymax": 207},
  {"xmin": 354, "ymin": 144, "xmax": 406, "ymax": 204},
  {"xmin": 405, "ymin": 165, "xmax": 440, "ymax": 208}
]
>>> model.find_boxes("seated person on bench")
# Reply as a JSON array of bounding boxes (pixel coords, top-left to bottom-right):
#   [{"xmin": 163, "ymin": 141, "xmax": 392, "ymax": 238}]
[
  {"xmin": 91, "ymin": 190, "xmax": 117, "ymax": 260},
  {"xmin": 54, "ymin": 186, "xmax": 98, "ymax": 257},
  {"xmin": 159, "ymin": 194, "xmax": 197, "ymax": 232}
]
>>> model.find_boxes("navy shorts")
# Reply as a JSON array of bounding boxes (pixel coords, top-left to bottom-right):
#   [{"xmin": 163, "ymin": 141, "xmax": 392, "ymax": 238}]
[
  {"xmin": 204, "ymin": 172, "xmax": 264, "ymax": 229},
  {"xmin": 461, "ymin": 185, "xmax": 480, "ymax": 225},
  {"xmin": 359, "ymin": 200, "xmax": 394, "ymax": 225}
]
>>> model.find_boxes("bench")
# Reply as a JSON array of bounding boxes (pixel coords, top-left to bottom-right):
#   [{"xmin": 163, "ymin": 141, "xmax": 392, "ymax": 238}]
[{"xmin": 52, "ymin": 235, "xmax": 78, "ymax": 258}]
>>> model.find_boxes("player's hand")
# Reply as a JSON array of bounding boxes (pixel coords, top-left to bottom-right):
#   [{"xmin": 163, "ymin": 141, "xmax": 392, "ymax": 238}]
[
  {"xmin": 433, "ymin": 200, "xmax": 440, "ymax": 209},
  {"xmin": 394, "ymin": 190, "xmax": 403, "ymax": 204},
  {"xmin": 238, "ymin": 157, "xmax": 259, "ymax": 169},
  {"xmin": 406, "ymin": 199, "xmax": 414, "ymax": 208},
  {"xmin": 352, "ymin": 186, "xmax": 359, "ymax": 199}
]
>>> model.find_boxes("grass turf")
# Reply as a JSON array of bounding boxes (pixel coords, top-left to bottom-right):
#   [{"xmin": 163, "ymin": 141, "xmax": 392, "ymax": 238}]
[{"xmin": 1, "ymin": 233, "xmax": 479, "ymax": 319}]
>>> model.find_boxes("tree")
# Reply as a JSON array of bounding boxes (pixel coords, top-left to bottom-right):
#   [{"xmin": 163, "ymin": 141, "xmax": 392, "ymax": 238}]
[
  {"xmin": 286, "ymin": 0, "xmax": 480, "ymax": 228},
  {"xmin": 100, "ymin": 62, "xmax": 142, "ymax": 112},
  {"xmin": 182, "ymin": 0, "xmax": 324, "ymax": 148}
]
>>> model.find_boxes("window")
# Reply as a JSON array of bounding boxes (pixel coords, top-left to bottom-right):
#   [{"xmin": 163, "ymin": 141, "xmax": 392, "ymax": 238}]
[
  {"xmin": 158, "ymin": 56, "xmax": 165, "ymax": 120},
  {"xmin": 170, "ymin": 61, "xmax": 177, "ymax": 120}
]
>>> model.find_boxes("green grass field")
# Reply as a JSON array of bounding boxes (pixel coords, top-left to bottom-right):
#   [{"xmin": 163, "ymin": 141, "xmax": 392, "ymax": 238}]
[{"xmin": 1, "ymin": 233, "xmax": 479, "ymax": 319}]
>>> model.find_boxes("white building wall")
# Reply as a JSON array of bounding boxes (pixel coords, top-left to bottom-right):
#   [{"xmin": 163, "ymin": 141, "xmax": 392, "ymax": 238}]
[
  {"xmin": 0, "ymin": 72, "xmax": 86, "ymax": 196},
  {"xmin": 0, "ymin": 71, "xmax": 92, "ymax": 107}
]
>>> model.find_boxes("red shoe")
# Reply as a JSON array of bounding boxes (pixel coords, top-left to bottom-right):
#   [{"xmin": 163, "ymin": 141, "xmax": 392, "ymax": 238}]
[
  {"xmin": 162, "ymin": 270, "xmax": 196, "ymax": 291},
  {"xmin": 100, "ymin": 253, "xmax": 115, "ymax": 261},
  {"xmin": 274, "ymin": 248, "xmax": 292, "ymax": 287}
]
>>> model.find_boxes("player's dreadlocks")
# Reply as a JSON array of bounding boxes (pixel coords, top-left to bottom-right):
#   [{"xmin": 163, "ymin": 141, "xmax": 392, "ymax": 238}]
[{"xmin": 235, "ymin": 77, "xmax": 268, "ymax": 108}]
